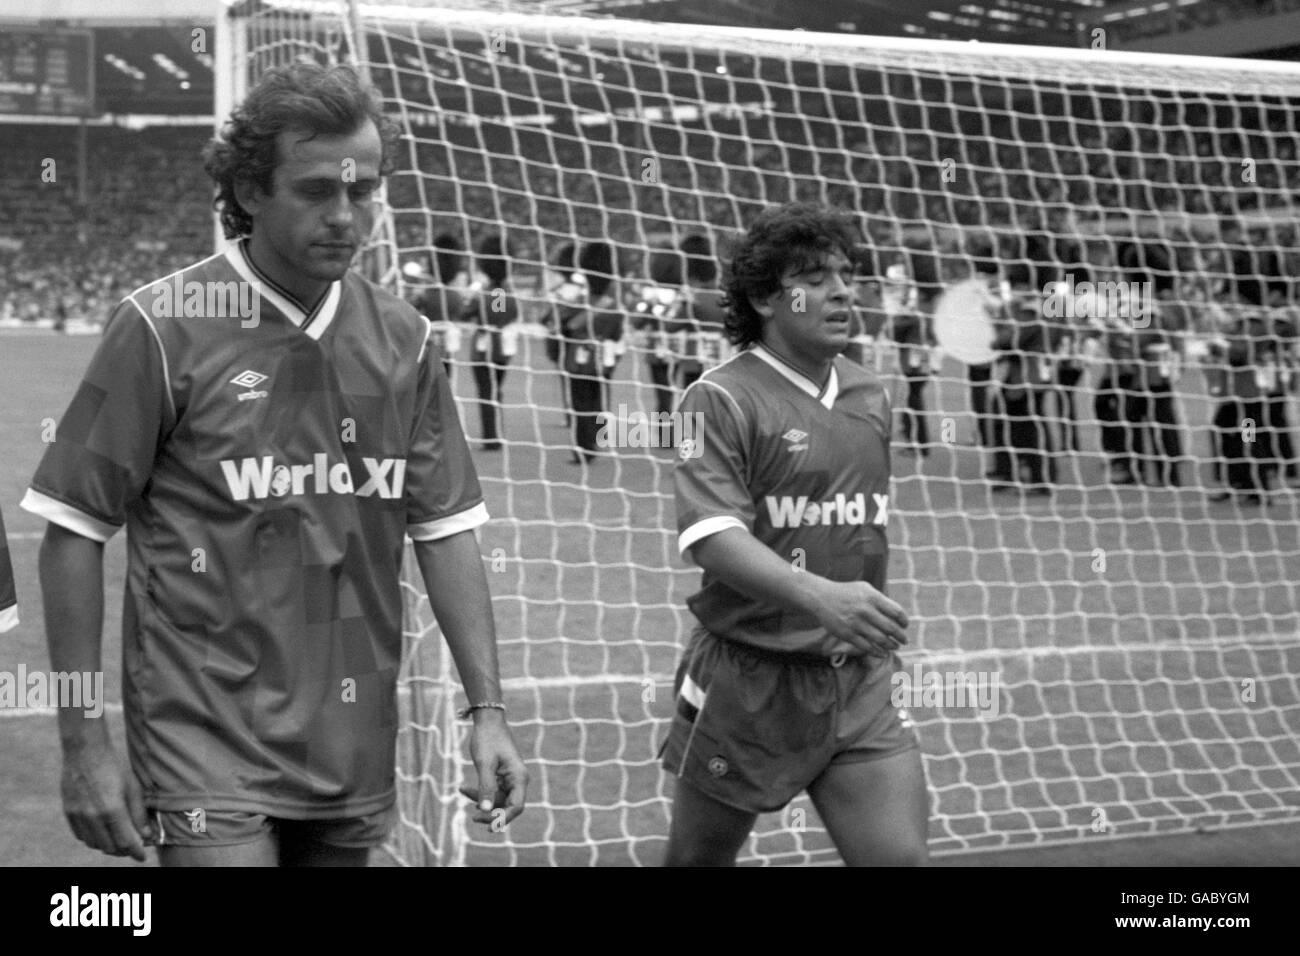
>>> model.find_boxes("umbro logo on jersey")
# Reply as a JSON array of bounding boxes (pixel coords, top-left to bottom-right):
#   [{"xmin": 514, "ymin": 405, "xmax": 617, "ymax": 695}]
[
  {"xmin": 230, "ymin": 370, "xmax": 266, "ymax": 388},
  {"xmin": 782, "ymin": 428, "xmax": 809, "ymax": 452},
  {"xmin": 219, "ymin": 454, "xmax": 406, "ymax": 501},
  {"xmin": 764, "ymin": 492, "xmax": 888, "ymax": 528},
  {"xmin": 230, "ymin": 370, "xmax": 269, "ymax": 402}
]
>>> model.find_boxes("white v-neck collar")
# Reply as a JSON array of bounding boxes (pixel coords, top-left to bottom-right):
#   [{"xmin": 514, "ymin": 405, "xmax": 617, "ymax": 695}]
[
  {"xmin": 224, "ymin": 239, "xmax": 342, "ymax": 340},
  {"xmin": 751, "ymin": 343, "xmax": 839, "ymax": 410}
]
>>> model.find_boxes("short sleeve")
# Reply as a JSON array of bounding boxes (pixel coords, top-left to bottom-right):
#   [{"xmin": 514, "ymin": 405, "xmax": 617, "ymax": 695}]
[
  {"xmin": 406, "ymin": 324, "xmax": 489, "ymax": 540},
  {"xmin": 0, "ymin": 505, "xmax": 17, "ymax": 633},
  {"xmin": 21, "ymin": 300, "xmax": 171, "ymax": 542},
  {"xmin": 674, "ymin": 378, "xmax": 753, "ymax": 560}
]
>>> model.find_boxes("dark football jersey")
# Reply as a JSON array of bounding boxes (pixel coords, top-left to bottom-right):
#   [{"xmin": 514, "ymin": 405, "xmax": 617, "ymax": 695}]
[
  {"xmin": 675, "ymin": 344, "xmax": 892, "ymax": 657},
  {"xmin": 23, "ymin": 239, "xmax": 486, "ymax": 817},
  {"xmin": 0, "ymin": 505, "xmax": 16, "ymax": 633}
]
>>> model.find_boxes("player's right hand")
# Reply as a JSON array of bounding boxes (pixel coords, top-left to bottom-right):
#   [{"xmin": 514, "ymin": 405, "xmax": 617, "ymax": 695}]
[
  {"xmin": 61, "ymin": 740, "xmax": 154, "ymax": 862},
  {"xmin": 459, "ymin": 711, "xmax": 529, "ymax": 832},
  {"xmin": 811, "ymin": 579, "xmax": 909, "ymax": 660}
]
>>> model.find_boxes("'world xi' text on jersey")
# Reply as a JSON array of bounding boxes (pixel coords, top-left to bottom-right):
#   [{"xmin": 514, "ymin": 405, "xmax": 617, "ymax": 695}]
[{"xmin": 675, "ymin": 344, "xmax": 892, "ymax": 658}]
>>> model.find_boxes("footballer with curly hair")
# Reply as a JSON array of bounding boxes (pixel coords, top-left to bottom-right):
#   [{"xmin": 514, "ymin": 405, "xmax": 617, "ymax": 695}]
[{"xmin": 660, "ymin": 201, "xmax": 929, "ymax": 866}]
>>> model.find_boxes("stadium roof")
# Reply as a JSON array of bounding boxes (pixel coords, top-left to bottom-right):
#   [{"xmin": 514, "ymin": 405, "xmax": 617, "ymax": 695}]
[
  {"xmin": 0, "ymin": 0, "xmax": 216, "ymax": 23},
  {"xmin": 0, "ymin": 1, "xmax": 1191, "ymax": 44},
  {"xmin": 2, "ymin": 0, "xmax": 1295, "ymax": 117},
  {"xmin": 1, "ymin": 1, "xmax": 1291, "ymax": 47}
]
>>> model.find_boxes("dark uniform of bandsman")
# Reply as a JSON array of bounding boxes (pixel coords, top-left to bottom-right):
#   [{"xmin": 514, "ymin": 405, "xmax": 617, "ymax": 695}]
[
  {"xmin": 1206, "ymin": 304, "xmax": 1280, "ymax": 504},
  {"xmin": 990, "ymin": 291, "xmax": 1055, "ymax": 494},
  {"xmin": 1132, "ymin": 288, "xmax": 1187, "ymax": 487}
]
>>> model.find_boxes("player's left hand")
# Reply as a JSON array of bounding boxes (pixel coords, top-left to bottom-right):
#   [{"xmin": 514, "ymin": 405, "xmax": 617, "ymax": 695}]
[{"xmin": 459, "ymin": 710, "xmax": 529, "ymax": 831}]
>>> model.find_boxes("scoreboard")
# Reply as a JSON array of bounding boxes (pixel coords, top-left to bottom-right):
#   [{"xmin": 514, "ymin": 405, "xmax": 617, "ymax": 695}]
[{"xmin": 0, "ymin": 29, "xmax": 94, "ymax": 117}]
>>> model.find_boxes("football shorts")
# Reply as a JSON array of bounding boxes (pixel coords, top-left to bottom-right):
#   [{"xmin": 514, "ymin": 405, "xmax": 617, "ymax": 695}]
[
  {"xmin": 152, "ymin": 803, "xmax": 396, "ymax": 849},
  {"xmin": 660, "ymin": 627, "xmax": 919, "ymax": 814}
]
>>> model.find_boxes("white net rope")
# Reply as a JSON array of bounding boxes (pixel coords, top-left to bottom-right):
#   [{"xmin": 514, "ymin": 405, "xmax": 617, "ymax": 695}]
[{"xmin": 225, "ymin": 0, "xmax": 1300, "ymax": 865}]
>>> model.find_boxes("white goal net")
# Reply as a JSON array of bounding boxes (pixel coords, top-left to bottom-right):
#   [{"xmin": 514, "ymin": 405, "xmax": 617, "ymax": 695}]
[{"xmin": 219, "ymin": 0, "xmax": 1300, "ymax": 865}]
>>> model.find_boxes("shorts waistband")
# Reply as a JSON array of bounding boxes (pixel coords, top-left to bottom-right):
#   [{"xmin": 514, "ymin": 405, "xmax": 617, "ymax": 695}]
[{"xmin": 712, "ymin": 633, "xmax": 861, "ymax": 668}]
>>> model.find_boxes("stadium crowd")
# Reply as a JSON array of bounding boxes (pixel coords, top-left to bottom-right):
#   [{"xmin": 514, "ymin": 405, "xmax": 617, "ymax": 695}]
[
  {"xmin": 0, "ymin": 124, "xmax": 211, "ymax": 324},
  {"xmin": 2, "ymin": 104, "xmax": 1297, "ymax": 494}
]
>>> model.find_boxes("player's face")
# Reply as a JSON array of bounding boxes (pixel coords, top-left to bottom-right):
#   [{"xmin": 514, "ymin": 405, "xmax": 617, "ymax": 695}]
[
  {"xmin": 238, "ymin": 120, "xmax": 383, "ymax": 305},
  {"xmin": 754, "ymin": 249, "xmax": 855, "ymax": 373}
]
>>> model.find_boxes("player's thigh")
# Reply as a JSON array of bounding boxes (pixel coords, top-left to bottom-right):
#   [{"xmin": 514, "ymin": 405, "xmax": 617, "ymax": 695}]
[
  {"xmin": 807, "ymin": 748, "xmax": 929, "ymax": 867},
  {"xmin": 278, "ymin": 836, "xmax": 370, "ymax": 868},
  {"xmin": 276, "ymin": 806, "xmax": 393, "ymax": 867},
  {"xmin": 663, "ymin": 776, "xmax": 758, "ymax": 868},
  {"xmin": 154, "ymin": 809, "xmax": 279, "ymax": 867},
  {"xmin": 158, "ymin": 833, "xmax": 278, "ymax": 867}
]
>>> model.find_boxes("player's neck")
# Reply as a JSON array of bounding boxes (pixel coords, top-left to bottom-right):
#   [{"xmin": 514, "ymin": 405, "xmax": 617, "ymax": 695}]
[
  {"xmin": 243, "ymin": 236, "xmax": 329, "ymax": 314},
  {"xmin": 759, "ymin": 339, "xmax": 834, "ymax": 388}
]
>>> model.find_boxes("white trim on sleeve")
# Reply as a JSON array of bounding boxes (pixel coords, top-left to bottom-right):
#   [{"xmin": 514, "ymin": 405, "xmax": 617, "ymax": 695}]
[
  {"xmin": 0, "ymin": 604, "xmax": 16, "ymax": 634},
  {"xmin": 408, "ymin": 501, "xmax": 490, "ymax": 541},
  {"xmin": 678, "ymin": 514, "xmax": 746, "ymax": 560},
  {"xmin": 19, "ymin": 489, "xmax": 119, "ymax": 544}
]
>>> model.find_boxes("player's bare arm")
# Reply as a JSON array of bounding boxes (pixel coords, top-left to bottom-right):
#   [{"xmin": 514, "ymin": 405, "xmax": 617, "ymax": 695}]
[
  {"xmin": 39, "ymin": 524, "xmax": 153, "ymax": 861},
  {"xmin": 690, "ymin": 525, "xmax": 908, "ymax": 658},
  {"xmin": 414, "ymin": 531, "xmax": 528, "ymax": 828}
]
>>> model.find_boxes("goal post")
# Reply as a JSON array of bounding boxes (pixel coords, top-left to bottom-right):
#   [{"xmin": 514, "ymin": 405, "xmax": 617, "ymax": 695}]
[{"xmin": 218, "ymin": 0, "xmax": 1300, "ymax": 865}]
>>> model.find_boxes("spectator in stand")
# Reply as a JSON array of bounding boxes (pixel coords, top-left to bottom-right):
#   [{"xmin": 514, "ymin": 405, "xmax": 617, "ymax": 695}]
[{"xmin": 466, "ymin": 235, "xmax": 520, "ymax": 451}]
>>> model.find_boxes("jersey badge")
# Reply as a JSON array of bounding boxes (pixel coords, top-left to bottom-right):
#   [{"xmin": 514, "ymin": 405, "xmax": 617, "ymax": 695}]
[
  {"xmin": 230, "ymin": 370, "xmax": 270, "ymax": 402},
  {"xmin": 782, "ymin": 428, "xmax": 809, "ymax": 452}
]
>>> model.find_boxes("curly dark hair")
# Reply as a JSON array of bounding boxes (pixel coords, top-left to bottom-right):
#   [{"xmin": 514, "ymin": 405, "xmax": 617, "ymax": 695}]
[
  {"xmin": 203, "ymin": 61, "xmax": 401, "ymax": 239},
  {"xmin": 721, "ymin": 202, "xmax": 862, "ymax": 349}
]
